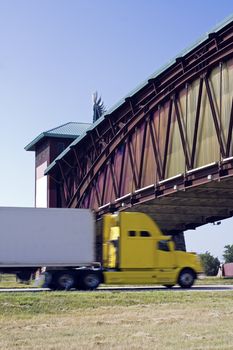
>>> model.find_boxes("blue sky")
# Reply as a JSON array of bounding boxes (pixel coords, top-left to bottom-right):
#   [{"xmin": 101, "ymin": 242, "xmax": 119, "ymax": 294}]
[{"xmin": 0, "ymin": 0, "xmax": 233, "ymax": 260}]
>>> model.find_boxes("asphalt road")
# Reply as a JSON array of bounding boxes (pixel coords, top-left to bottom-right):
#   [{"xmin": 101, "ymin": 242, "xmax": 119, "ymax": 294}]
[{"xmin": 0, "ymin": 285, "xmax": 233, "ymax": 292}]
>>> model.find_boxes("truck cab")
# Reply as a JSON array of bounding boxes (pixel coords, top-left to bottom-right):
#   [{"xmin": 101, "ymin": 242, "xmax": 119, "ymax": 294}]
[{"xmin": 103, "ymin": 212, "xmax": 203, "ymax": 288}]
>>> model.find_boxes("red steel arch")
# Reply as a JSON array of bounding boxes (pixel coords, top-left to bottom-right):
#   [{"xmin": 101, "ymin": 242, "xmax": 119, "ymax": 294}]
[{"xmin": 46, "ymin": 16, "xmax": 233, "ymax": 233}]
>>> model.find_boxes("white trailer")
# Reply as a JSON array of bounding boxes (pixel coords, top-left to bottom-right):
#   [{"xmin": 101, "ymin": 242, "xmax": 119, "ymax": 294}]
[{"xmin": 0, "ymin": 207, "xmax": 98, "ymax": 286}]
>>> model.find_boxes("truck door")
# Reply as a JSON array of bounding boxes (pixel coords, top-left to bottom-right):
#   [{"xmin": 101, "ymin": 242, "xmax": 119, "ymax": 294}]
[{"xmin": 155, "ymin": 239, "xmax": 177, "ymax": 284}]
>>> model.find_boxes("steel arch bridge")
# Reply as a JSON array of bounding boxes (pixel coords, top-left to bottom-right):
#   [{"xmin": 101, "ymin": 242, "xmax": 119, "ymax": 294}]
[{"xmin": 46, "ymin": 16, "xmax": 233, "ymax": 234}]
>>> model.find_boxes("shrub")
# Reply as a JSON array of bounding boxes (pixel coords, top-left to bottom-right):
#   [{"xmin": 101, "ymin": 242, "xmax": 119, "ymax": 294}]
[{"xmin": 199, "ymin": 251, "xmax": 220, "ymax": 276}]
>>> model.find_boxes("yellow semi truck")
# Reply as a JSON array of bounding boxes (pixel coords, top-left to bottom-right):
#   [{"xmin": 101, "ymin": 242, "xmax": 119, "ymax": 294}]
[
  {"xmin": 0, "ymin": 207, "xmax": 203, "ymax": 289},
  {"xmin": 101, "ymin": 212, "xmax": 203, "ymax": 289}
]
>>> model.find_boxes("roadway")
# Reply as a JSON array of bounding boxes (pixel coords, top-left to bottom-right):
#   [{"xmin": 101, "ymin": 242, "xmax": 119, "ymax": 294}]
[{"xmin": 0, "ymin": 285, "xmax": 233, "ymax": 292}]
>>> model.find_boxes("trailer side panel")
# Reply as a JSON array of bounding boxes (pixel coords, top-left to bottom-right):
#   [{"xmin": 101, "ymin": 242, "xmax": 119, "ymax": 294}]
[{"xmin": 0, "ymin": 207, "xmax": 94, "ymax": 267}]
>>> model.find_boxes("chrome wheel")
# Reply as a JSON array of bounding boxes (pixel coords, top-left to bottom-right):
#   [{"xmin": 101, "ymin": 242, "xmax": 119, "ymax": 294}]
[{"xmin": 178, "ymin": 269, "xmax": 195, "ymax": 288}]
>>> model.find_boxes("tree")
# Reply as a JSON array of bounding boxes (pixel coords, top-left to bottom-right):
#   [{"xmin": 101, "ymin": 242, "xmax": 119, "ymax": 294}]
[
  {"xmin": 223, "ymin": 244, "xmax": 233, "ymax": 263},
  {"xmin": 199, "ymin": 251, "xmax": 220, "ymax": 276}
]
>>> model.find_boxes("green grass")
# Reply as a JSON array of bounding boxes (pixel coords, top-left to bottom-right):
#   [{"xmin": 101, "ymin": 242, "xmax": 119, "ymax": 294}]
[{"xmin": 0, "ymin": 289, "xmax": 231, "ymax": 316}]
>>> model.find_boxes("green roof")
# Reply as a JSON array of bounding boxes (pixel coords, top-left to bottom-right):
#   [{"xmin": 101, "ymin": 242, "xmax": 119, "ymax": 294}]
[
  {"xmin": 25, "ymin": 122, "xmax": 92, "ymax": 151},
  {"xmin": 45, "ymin": 13, "xmax": 233, "ymax": 175}
]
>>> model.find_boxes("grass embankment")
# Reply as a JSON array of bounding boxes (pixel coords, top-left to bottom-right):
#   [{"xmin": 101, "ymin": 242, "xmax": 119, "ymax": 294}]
[
  {"xmin": 0, "ymin": 274, "xmax": 30, "ymax": 289},
  {"xmin": 0, "ymin": 281, "xmax": 233, "ymax": 349},
  {"xmin": 196, "ymin": 276, "xmax": 233, "ymax": 285}
]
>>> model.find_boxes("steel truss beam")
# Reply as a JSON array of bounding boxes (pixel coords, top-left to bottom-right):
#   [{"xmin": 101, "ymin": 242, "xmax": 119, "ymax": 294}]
[{"xmin": 46, "ymin": 20, "xmax": 233, "ymax": 232}]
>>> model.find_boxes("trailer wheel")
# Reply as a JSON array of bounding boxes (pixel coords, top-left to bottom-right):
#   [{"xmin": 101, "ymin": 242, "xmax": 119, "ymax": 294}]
[
  {"xmin": 79, "ymin": 271, "xmax": 101, "ymax": 290},
  {"xmin": 54, "ymin": 272, "xmax": 75, "ymax": 290},
  {"xmin": 178, "ymin": 269, "xmax": 195, "ymax": 289}
]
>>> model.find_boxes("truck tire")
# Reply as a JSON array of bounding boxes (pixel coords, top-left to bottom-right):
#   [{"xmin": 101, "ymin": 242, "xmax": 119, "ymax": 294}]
[
  {"xmin": 178, "ymin": 269, "xmax": 195, "ymax": 288},
  {"xmin": 78, "ymin": 271, "xmax": 101, "ymax": 290},
  {"xmin": 53, "ymin": 272, "xmax": 76, "ymax": 290}
]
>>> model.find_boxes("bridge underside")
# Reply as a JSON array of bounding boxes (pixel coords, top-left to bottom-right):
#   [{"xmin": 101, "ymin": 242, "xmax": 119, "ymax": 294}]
[{"xmin": 129, "ymin": 177, "xmax": 233, "ymax": 234}]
